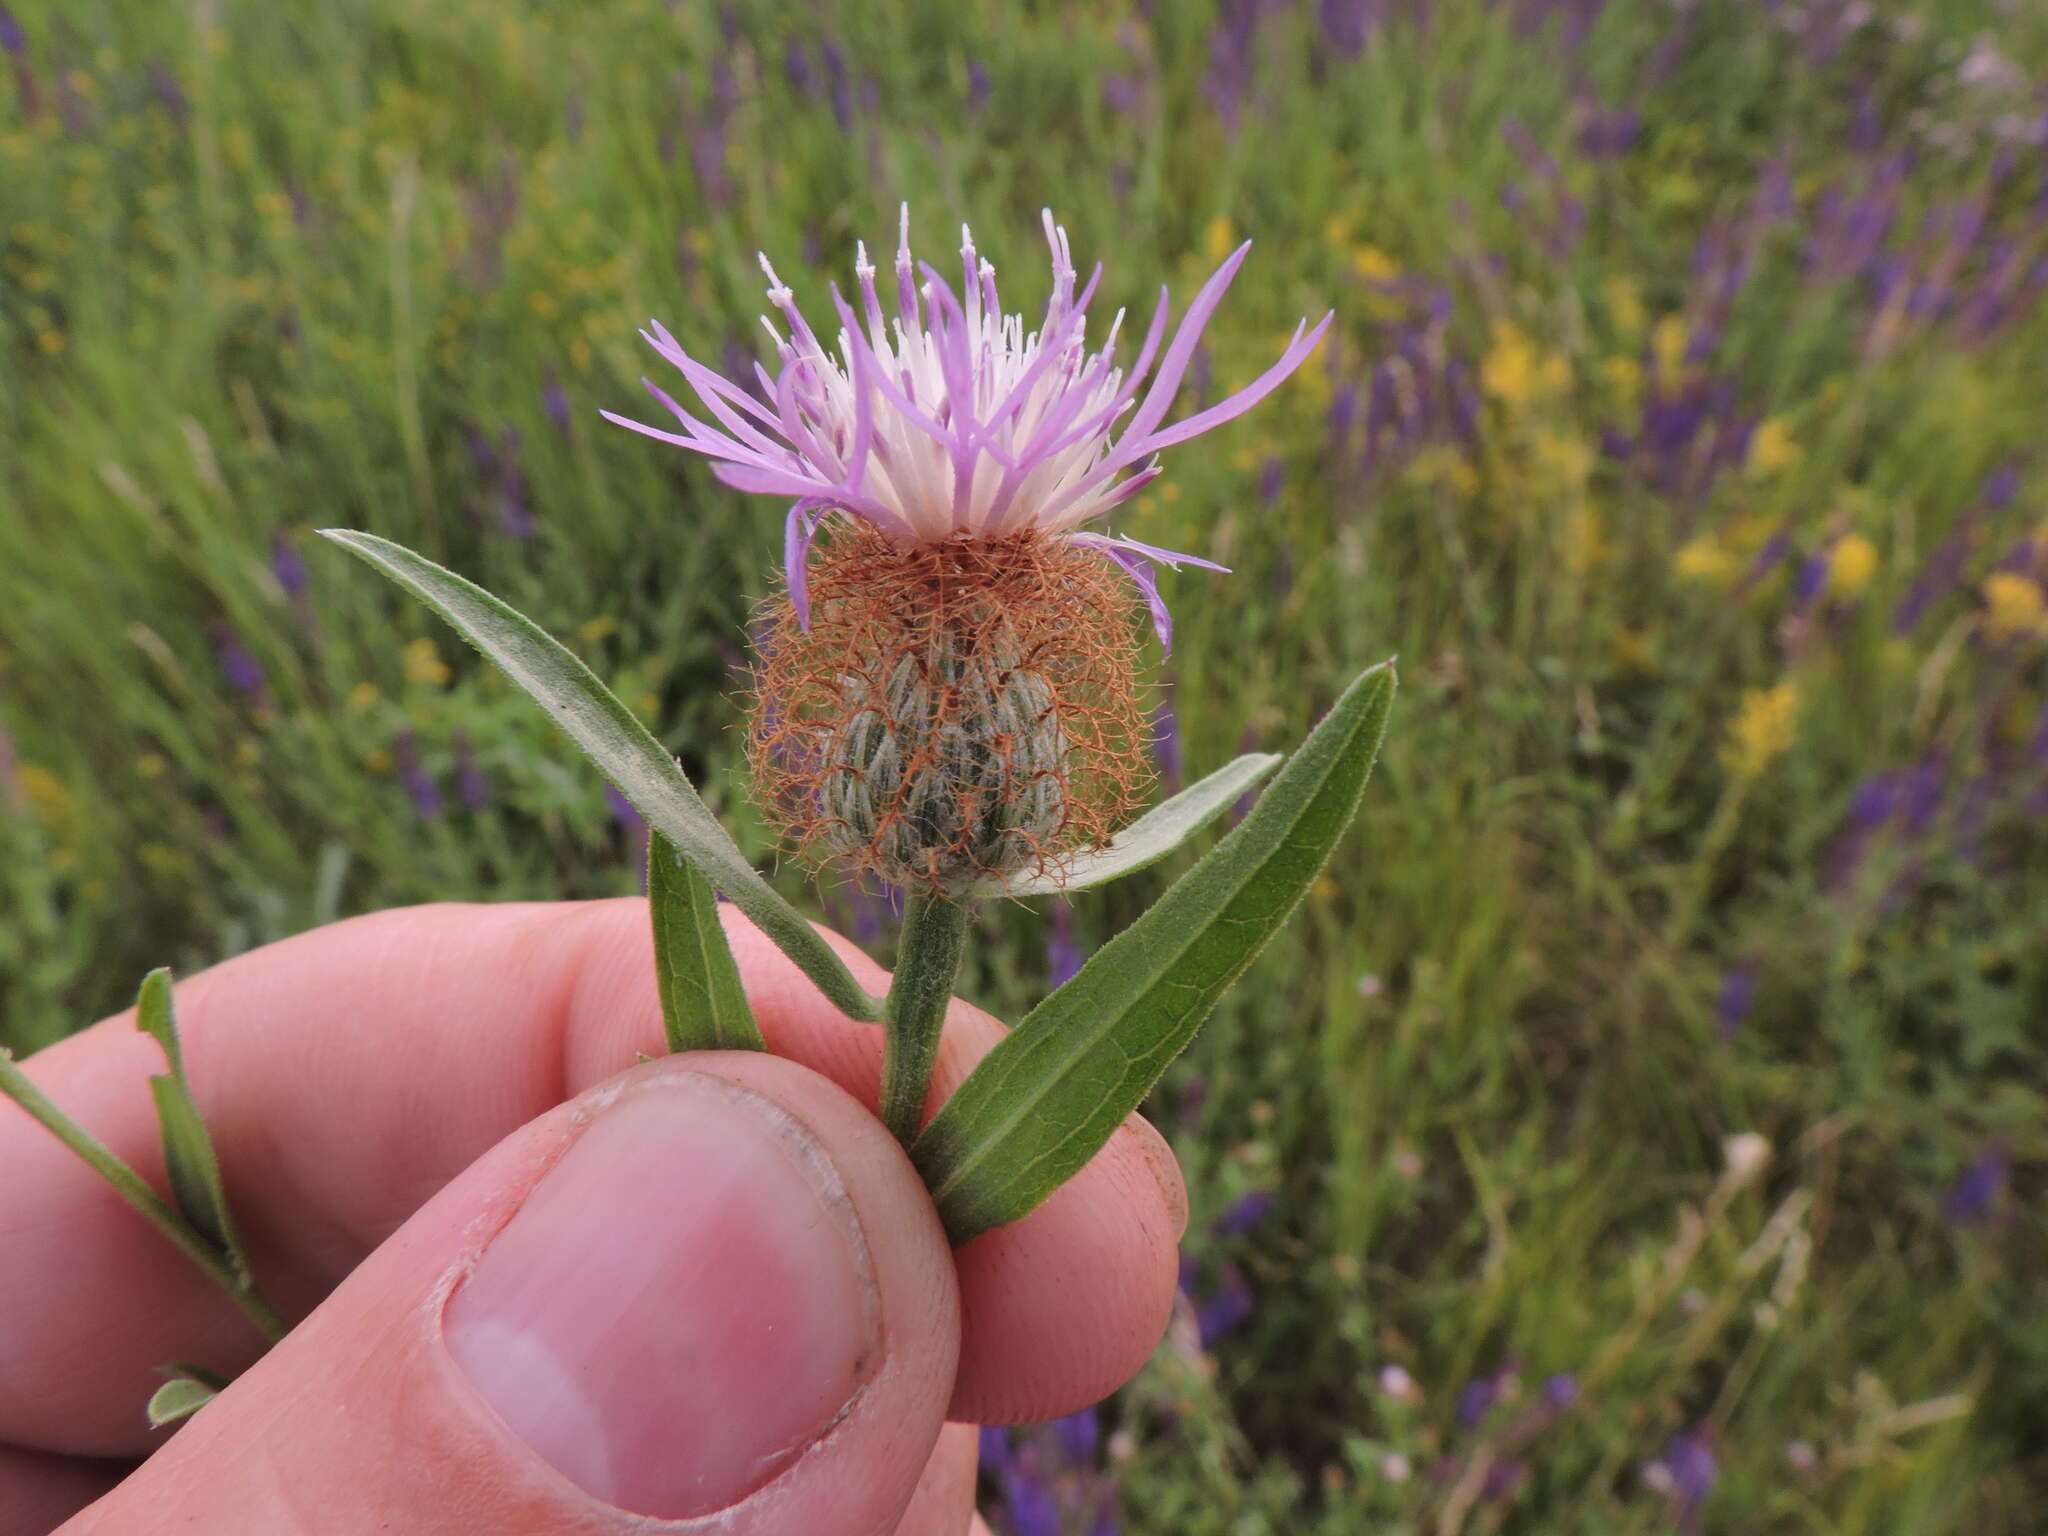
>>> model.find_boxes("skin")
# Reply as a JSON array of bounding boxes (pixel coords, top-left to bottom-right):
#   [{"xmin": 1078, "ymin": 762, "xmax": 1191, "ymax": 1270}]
[{"xmin": 0, "ymin": 899, "xmax": 1188, "ymax": 1534}]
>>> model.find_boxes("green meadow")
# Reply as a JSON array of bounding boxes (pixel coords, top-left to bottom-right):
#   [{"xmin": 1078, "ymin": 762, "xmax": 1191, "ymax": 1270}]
[{"xmin": 2, "ymin": 0, "xmax": 2043, "ymax": 1528}]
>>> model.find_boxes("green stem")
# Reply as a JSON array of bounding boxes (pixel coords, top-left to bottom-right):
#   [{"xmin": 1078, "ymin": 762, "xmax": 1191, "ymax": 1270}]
[
  {"xmin": 0, "ymin": 1051, "xmax": 289, "ymax": 1345},
  {"xmin": 879, "ymin": 891, "xmax": 971, "ymax": 1146}
]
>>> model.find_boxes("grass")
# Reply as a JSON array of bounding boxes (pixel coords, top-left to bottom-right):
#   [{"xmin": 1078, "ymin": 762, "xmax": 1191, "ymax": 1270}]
[{"xmin": 2, "ymin": 0, "xmax": 2044, "ymax": 1528}]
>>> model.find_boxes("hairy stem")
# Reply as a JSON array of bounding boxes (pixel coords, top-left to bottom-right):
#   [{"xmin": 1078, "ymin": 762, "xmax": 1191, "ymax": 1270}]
[
  {"xmin": 878, "ymin": 892, "xmax": 971, "ymax": 1146},
  {"xmin": 0, "ymin": 1050, "xmax": 289, "ymax": 1345}
]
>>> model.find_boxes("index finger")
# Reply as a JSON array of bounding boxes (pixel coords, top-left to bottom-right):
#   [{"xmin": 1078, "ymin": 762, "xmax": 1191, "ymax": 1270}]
[{"xmin": 0, "ymin": 899, "xmax": 1186, "ymax": 1457}]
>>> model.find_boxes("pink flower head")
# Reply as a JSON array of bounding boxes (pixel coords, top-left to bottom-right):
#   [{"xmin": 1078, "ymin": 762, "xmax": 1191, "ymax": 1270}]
[{"xmin": 605, "ymin": 206, "xmax": 1331, "ymax": 649}]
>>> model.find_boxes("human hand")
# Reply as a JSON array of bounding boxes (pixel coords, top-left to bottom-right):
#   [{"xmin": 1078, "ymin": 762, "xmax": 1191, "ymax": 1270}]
[{"xmin": 0, "ymin": 899, "xmax": 1187, "ymax": 1534}]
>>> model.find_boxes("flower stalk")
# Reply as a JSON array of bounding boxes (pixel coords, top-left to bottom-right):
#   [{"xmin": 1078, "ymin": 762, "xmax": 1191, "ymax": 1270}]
[{"xmin": 878, "ymin": 889, "xmax": 971, "ymax": 1145}]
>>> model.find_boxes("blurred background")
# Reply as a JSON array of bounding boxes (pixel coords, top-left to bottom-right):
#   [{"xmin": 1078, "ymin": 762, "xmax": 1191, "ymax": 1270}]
[{"xmin": 1, "ymin": 0, "xmax": 2043, "ymax": 1528}]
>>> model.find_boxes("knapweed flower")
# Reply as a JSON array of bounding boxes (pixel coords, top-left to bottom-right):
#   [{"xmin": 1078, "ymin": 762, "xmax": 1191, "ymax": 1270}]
[{"xmin": 607, "ymin": 208, "xmax": 1329, "ymax": 890}]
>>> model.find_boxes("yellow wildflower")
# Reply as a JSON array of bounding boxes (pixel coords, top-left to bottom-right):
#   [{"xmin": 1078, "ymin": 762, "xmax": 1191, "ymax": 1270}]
[
  {"xmin": 1674, "ymin": 536, "xmax": 1734, "ymax": 584},
  {"xmin": 1204, "ymin": 215, "xmax": 1235, "ymax": 267},
  {"xmin": 1481, "ymin": 320, "xmax": 1539, "ymax": 407},
  {"xmin": 1533, "ymin": 431, "xmax": 1594, "ymax": 486},
  {"xmin": 402, "ymin": 637, "xmax": 451, "ymax": 687},
  {"xmin": 1604, "ymin": 354, "xmax": 1643, "ymax": 413},
  {"xmin": 1723, "ymin": 681, "xmax": 1800, "ymax": 780},
  {"xmin": 1350, "ymin": 244, "xmax": 1397, "ymax": 284},
  {"xmin": 18, "ymin": 764, "xmax": 71, "ymax": 821},
  {"xmin": 1604, "ymin": 275, "xmax": 1645, "ymax": 336},
  {"xmin": 1746, "ymin": 418, "xmax": 1802, "ymax": 479},
  {"xmin": 1565, "ymin": 509, "xmax": 1610, "ymax": 572},
  {"xmin": 1403, "ymin": 445, "xmax": 1479, "ymax": 496},
  {"xmin": 1827, "ymin": 534, "xmax": 1879, "ymax": 598},
  {"xmin": 1982, "ymin": 572, "xmax": 2048, "ymax": 642},
  {"xmin": 579, "ymin": 615, "xmax": 620, "ymax": 647},
  {"xmin": 1651, "ymin": 315, "xmax": 1688, "ymax": 380},
  {"xmin": 1613, "ymin": 626, "xmax": 1657, "ymax": 672},
  {"xmin": 348, "ymin": 682, "xmax": 380, "ymax": 712}
]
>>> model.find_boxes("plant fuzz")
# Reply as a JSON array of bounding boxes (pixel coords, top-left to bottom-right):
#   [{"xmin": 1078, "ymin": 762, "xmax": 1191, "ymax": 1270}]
[{"xmin": 748, "ymin": 524, "xmax": 1152, "ymax": 892}]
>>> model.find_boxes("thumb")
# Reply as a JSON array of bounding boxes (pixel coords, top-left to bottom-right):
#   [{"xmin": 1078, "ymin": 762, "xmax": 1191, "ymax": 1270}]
[{"xmin": 66, "ymin": 1054, "xmax": 961, "ymax": 1536}]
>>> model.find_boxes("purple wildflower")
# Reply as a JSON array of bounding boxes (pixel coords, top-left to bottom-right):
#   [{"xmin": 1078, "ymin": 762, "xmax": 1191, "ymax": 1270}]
[
  {"xmin": 0, "ymin": 5, "xmax": 24, "ymax": 56},
  {"xmin": 1177, "ymin": 1073, "xmax": 1209, "ymax": 1133},
  {"xmin": 1480, "ymin": 1458, "xmax": 1527, "ymax": 1501},
  {"xmin": 1900, "ymin": 756, "xmax": 1946, "ymax": 836},
  {"xmin": 1849, "ymin": 770, "xmax": 1902, "ymax": 829},
  {"xmin": 784, "ymin": 40, "xmax": 815, "ymax": 94},
  {"xmin": 605, "ymin": 206, "xmax": 1329, "ymax": 647},
  {"xmin": 1101, "ymin": 72, "xmax": 1142, "ymax": 116},
  {"xmin": 1737, "ymin": 528, "xmax": 1793, "ymax": 595},
  {"xmin": 209, "ymin": 621, "xmax": 269, "ymax": 705},
  {"xmin": 1195, "ymin": 1261, "xmax": 1255, "ymax": 1345},
  {"xmin": 1052, "ymin": 1405, "xmax": 1100, "ymax": 1465},
  {"xmin": 147, "ymin": 59, "xmax": 187, "ymax": 123},
  {"xmin": 1825, "ymin": 771, "xmax": 1903, "ymax": 891},
  {"xmin": 1541, "ymin": 1372, "xmax": 1580, "ymax": 1411},
  {"xmin": 965, "ymin": 57, "xmax": 991, "ymax": 111},
  {"xmin": 1715, "ymin": 959, "xmax": 1757, "ymax": 1041},
  {"xmin": 1257, "ymin": 454, "xmax": 1287, "ymax": 506},
  {"xmin": 978, "ymin": 1424, "xmax": 1014, "ymax": 1476},
  {"xmin": 1662, "ymin": 1428, "xmax": 1717, "ymax": 1523},
  {"xmin": 1318, "ymin": 0, "xmax": 1377, "ymax": 58},
  {"xmin": 1791, "ymin": 546, "xmax": 1831, "ymax": 608},
  {"xmin": 845, "ymin": 876, "xmax": 900, "ymax": 945},
  {"xmin": 1456, "ymin": 1374, "xmax": 1502, "ymax": 1430},
  {"xmin": 542, "ymin": 374, "xmax": 573, "ymax": 434},
  {"xmin": 393, "ymin": 730, "xmax": 443, "ymax": 820},
  {"xmin": 1230, "ymin": 722, "xmax": 1264, "ymax": 825},
  {"xmin": 1151, "ymin": 685, "xmax": 1184, "ymax": 792},
  {"xmin": 995, "ymin": 1458, "xmax": 1063, "ymax": 1536},
  {"xmin": 818, "ymin": 39, "xmax": 853, "ymax": 129},
  {"xmin": 1941, "ymin": 1141, "xmax": 2009, "ymax": 1227},
  {"xmin": 1048, "ymin": 899, "xmax": 1083, "ymax": 986},
  {"xmin": 1213, "ymin": 1187, "xmax": 1276, "ymax": 1237},
  {"xmin": 452, "ymin": 729, "xmax": 490, "ymax": 812},
  {"xmin": 1577, "ymin": 100, "xmax": 1641, "ymax": 158},
  {"xmin": 269, "ymin": 530, "xmax": 308, "ymax": 601},
  {"xmin": 0, "ymin": 715, "xmax": 20, "ymax": 811},
  {"xmin": 606, "ymin": 782, "xmax": 648, "ymax": 867}
]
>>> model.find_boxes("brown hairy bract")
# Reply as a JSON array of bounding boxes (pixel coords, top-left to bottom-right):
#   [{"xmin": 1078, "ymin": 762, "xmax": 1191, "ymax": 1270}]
[{"xmin": 747, "ymin": 522, "xmax": 1153, "ymax": 892}]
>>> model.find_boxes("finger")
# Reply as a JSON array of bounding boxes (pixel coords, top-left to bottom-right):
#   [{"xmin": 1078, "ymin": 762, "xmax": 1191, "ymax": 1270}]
[
  {"xmin": 60, "ymin": 1053, "xmax": 958, "ymax": 1536},
  {"xmin": 0, "ymin": 1446, "xmax": 124, "ymax": 1536},
  {"xmin": 1, "ymin": 900, "xmax": 1182, "ymax": 1452},
  {"xmin": 895, "ymin": 1423, "xmax": 978, "ymax": 1536}
]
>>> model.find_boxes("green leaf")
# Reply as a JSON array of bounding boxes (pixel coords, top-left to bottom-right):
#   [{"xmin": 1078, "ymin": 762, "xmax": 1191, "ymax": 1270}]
[
  {"xmin": 135, "ymin": 969, "xmax": 250, "ymax": 1282},
  {"xmin": 913, "ymin": 661, "xmax": 1396, "ymax": 1243},
  {"xmin": 320, "ymin": 530, "xmax": 881, "ymax": 1023},
  {"xmin": 649, "ymin": 830, "xmax": 764, "ymax": 1052},
  {"xmin": 979, "ymin": 753, "xmax": 1285, "ymax": 897},
  {"xmin": 146, "ymin": 1371, "xmax": 222, "ymax": 1428}
]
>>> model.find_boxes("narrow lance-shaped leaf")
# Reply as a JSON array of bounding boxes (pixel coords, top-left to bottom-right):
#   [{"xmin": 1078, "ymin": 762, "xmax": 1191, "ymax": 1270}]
[
  {"xmin": 980, "ymin": 753, "xmax": 1284, "ymax": 897},
  {"xmin": 649, "ymin": 830, "xmax": 764, "ymax": 1052},
  {"xmin": 136, "ymin": 969, "xmax": 250, "ymax": 1282},
  {"xmin": 320, "ymin": 530, "xmax": 881, "ymax": 1022},
  {"xmin": 0, "ymin": 1046, "xmax": 288, "ymax": 1344},
  {"xmin": 913, "ymin": 661, "xmax": 1396, "ymax": 1243}
]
